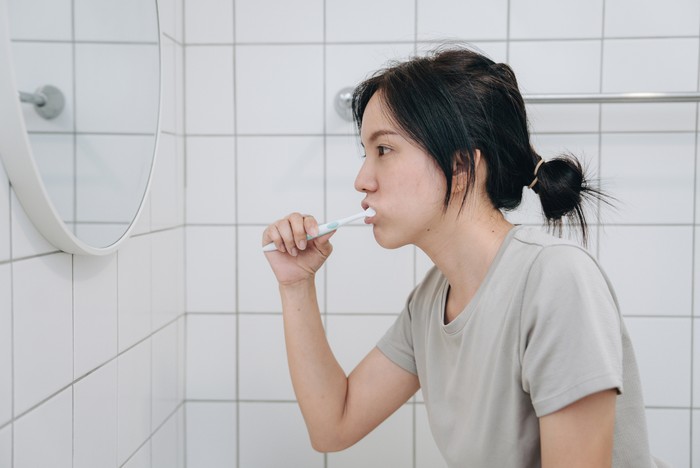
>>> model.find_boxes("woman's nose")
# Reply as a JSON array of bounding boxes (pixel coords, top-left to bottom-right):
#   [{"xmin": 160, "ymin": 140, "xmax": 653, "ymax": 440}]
[{"xmin": 354, "ymin": 158, "xmax": 376, "ymax": 193}]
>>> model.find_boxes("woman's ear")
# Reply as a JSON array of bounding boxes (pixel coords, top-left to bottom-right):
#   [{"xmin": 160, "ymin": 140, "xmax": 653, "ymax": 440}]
[{"xmin": 451, "ymin": 149, "xmax": 481, "ymax": 194}]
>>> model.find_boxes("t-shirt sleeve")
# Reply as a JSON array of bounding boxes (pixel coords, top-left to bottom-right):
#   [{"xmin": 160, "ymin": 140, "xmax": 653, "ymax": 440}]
[
  {"xmin": 520, "ymin": 245, "xmax": 623, "ymax": 417},
  {"xmin": 376, "ymin": 289, "xmax": 418, "ymax": 376}
]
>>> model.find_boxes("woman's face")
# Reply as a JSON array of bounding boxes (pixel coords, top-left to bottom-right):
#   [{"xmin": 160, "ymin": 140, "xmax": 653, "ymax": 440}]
[{"xmin": 355, "ymin": 92, "xmax": 448, "ymax": 249}]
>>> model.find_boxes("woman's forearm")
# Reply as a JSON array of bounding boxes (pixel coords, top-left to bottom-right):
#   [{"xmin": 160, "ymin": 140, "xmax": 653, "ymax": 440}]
[{"xmin": 279, "ymin": 279, "xmax": 349, "ymax": 450}]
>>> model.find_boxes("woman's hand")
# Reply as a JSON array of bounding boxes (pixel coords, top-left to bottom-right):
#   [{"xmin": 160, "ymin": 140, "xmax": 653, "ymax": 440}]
[{"xmin": 262, "ymin": 212, "xmax": 335, "ymax": 286}]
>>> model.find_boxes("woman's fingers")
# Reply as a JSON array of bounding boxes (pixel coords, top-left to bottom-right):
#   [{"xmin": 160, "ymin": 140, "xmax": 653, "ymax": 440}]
[{"xmin": 263, "ymin": 213, "xmax": 319, "ymax": 257}]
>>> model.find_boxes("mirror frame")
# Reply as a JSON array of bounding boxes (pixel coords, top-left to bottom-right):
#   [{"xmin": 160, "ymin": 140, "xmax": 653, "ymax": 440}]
[{"xmin": 0, "ymin": 0, "xmax": 162, "ymax": 255}]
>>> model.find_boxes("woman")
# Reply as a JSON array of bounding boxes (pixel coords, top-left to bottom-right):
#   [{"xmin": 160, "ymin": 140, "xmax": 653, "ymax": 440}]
[{"xmin": 262, "ymin": 46, "xmax": 663, "ymax": 467}]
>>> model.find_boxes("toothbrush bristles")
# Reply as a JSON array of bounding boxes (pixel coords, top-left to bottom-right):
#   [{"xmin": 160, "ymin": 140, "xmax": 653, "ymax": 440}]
[{"xmin": 365, "ymin": 207, "xmax": 376, "ymax": 217}]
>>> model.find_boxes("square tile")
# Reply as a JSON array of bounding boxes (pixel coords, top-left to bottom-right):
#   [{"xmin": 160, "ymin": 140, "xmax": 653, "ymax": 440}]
[
  {"xmin": 10, "ymin": 42, "xmax": 74, "ymax": 133},
  {"xmin": 326, "ymin": 315, "xmax": 399, "ymax": 375},
  {"xmin": 236, "ymin": 45, "xmax": 323, "ymax": 134},
  {"xmin": 509, "ymin": 41, "xmax": 601, "ymax": 94},
  {"xmin": 239, "ymin": 402, "xmax": 323, "ymax": 467},
  {"xmin": 151, "ymin": 133, "xmax": 181, "ymax": 231},
  {"xmin": 237, "ymin": 136, "xmax": 324, "ymax": 224},
  {"xmin": 605, "ymin": 0, "xmax": 700, "ymax": 37},
  {"xmin": 417, "ymin": 0, "xmax": 508, "ymax": 41},
  {"xmin": 624, "ymin": 317, "xmax": 691, "ymax": 407},
  {"xmin": 14, "ymin": 388, "xmax": 72, "ymax": 468},
  {"xmin": 601, "ymin": 133, "xmax": 695, "ymax": 224},
  {"xmin": 73, "ymin": 360, "xmax": 118, "ymax": 468},
  {"xmin": 416, "ymin": 404, "xmax": 448, "ymax": 468},
  {"xmin": 7, "ymin": 0, "xmax": 71, "ymax": 40},
  {"xmin": 603, "ymin": 39, "xmax": 699, "ymax": 93},
  {"xmin": 326, "ymin": 228, "xmax": 414, "ymax": 314},
  {"xmin": 152, "ymin": 229, "xmax": 184, "ymax": 330},
  {"xmin": 186, "ymin": 314, "xmax": 236, "ymax": 400},
  {"xmin": 600, "ymin": 226, "xmax": 692, "ymax": 317},
  {"xmin": 645, "ymin": 408, "xmax": 690, "ymax": 468},
  {"xmin": 117, "ymin": 339, "xmax": 152, "ymax": 466},
  {"xmin": 184, "ymin": 0, "xmax": 233, "ymax": 44},
  {"xmin": 328, "ymin": 0, "xmax": 414, "ymax": 42},
  {"xmin": 185, "ymin": 46, "xmax": 234, "ymax": 135},
  {"xmin": 152, "ymin": 322, "xmax": 179, "ymax": 430},
  {"xmin": 327, "ymin": 405, "xmax": 413, "ymax": 468},
  {"xmin": 117, "ymin": 235, "xmax": 152, "ymax": 351},
  {"xmin": 326, "ymin": 44, "xmax": 415, "ymax": 135},
  {"xmin": 74, "ymin": 0, "xmax": 158, "ymax": 42},
  {"xmin": 13, "ymin": 254, "xmax": 72, "ymax": 415},
  {"xmin": 185, "ymin": 226, "xmax": 236, "ymax": 312},
  {"xmin": 185, "ymin": 136, "xmax": 236, "ymax": 224},
  {"xmin": 186, "ymin": 402, "xmax": 236, "ymax": 468},
  {"xmin": 510, "ymin": 0, "xmax": 603, "ymax": 39},
  {"xmin": 239, "ymin": 314, "xmax": 292, "ymax": 400},
  {"xmin": 157, "ymin": 0, "xmax": 178, "ymax": 40},
  {"xmin": 75, "ymin": 43, "xmax": 160, "ymax": 134},
  {"xmin": 73, "ymin": 253, "xmax": 118, "ymax": 378},
  {"xmin": 238, "ymin": 226, "xmax": 327, "ymax": 313},
  {"xmin": 236, "ymin": 0, "xmax": 323, "ymax": 43},
  {"xmin": 526, "ymin": 103, "xmax": 600, "ymax": 133},
  {"xmin": 177, "ymin": 317, "xmax": 186, "ymax": 403},
  {"xmin": 0, "ymin": 265, "xmax": 10, "ymax": 426}
]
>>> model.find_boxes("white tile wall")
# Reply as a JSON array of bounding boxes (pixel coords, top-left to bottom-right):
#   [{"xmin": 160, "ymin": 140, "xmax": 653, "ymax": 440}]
[
  {"xmin": 238, "ymin": 314, "xmax": 292, "ymax": 400},
  {"xmin": 327, "ymin": 0, "xmax": 415, "ymax": 42},
  {"xmin": 625, "ymin": 317, "xmax": 691, "ymax": 407},
  {"xmin": 152, "ymin": 410, "xmax": 182, "ymax": 468},
  {"xmin": 646, "ymin": 409, "xmax": 690, "ymax": 468},
  {"xmin": 526, "ymin": 103, "xmax": 600, "ymax": 133},
  {"xmin": 599, "ymin": 226, "xmax": 692, "ymax": 317},
  {"xmin": 0, "ymin": 425, "xmax": 10, "ymax": 468},
  {"xmin": 117, "ymin": 339, "xmax": 152, "ymax": 465},
  {"xmin": 236, "ymin": 0, "xmax": 323, "ymax": 43},
  {"xmin": 239, "ymin": 402, "xmax": 323, "ymax": 467},
  {"xmin": 510, "ymin": 0, "xmax": 603, "ymax": 39},
  {"xmin": 185, "ymin": 136, "xmax": 236, "ymax": 224},
  {"xmin": 237, "ymin": 136, "xmax": 324, "ymax": 223},
  {"xmin": 152, "ymin": 322, "xmax": 180, "ymax": 430},
  {"xmin": 184, "ymin": 0, "xmax": 234, "ymax": 44},
  {"xmin": 186, "ymin": 402, "xmax": 237, "ymax": 468},
  {"xmin": 417, "ymin": 0, "xmax": 508, "ymax": 41},
  {"xmin": 326, "ymin": 228, "xmax": 414, "ymax": 314},
  {"xmin": 186, "ymin": 315, "xmax": 237, "ymax": 400},
  {"xmin": 509, "ymin": 41, "xmax": 602, "ymax": 94},
  {"xmin": 603, "ymin": 39, "xmax": 699, "ymax": 93},
  {"xmin": 604, "ymin": 0, "xmax": 700, "ymax": 37},
  {"xmin": 0, "ymin": 165, "xmax": 9, "ymax": 263},
  {"xmin": 325, "ymin": 136, "xmax": 367, "ymax": 219},
  {"xmin": 326, "ymin": 315, "xmax": 398, "ymax": 375},
  {"xmin": 151, "ymin": 229, "xmax": 184, "ymax": 330},
  {"xmin": 236, "ymin": 45, "xmax": 324, "ymax": 134},
  {"xmin": 186, "ymin": 226, "xmax": 236, "ymax": 312},
  {"xmin": 73, "ymin": 253, "xmax": 118, "ymax": 378},
  {"xmin": 11, "ymin": 191, "xmax": 58, "ymax": 259},
  {"xmin": 151, "ymin": 133, "xmax": 184, "ymax": 231},
  {"xmin": 74, "ymin": 0, "xmax": 158, "ymax": 42},
  {"xmin": 73, "ymin": 360, "xmax": 118, "ymax": 468},
  {"xmin": 327, "ymin": 405, "xmax": 413, "ymax": 468},
  {"xmin": 7, "ymin": 0, "xmax": 72, "ymax": 41},
  {"xmin": 29, "ymin": 134, "xmax": 75, "ymax": 225},
  {"xmin": 601, "ymin": 103, "xmax": 697, "ymax": 132},
  {"xmin": 185, "ymin": 46, "xmax": 235, "ymax": 135},
  {"xmin": 0, "ymin": 265, "xmax": 10, "ymax": 427},
  {"xmin": 122, "ymin": 442, "xmax": 151, "ymax": 468},
  {"xmin": 118, "ymin": 235, "xmax": 153, "ymax": 351},
  {"xmin": 13, "ymin": 254, "xmax": 72, "ymax": 415},
  {"xmin": 14, "ymin": 388, "xmax": 72, "ymax": 468}
]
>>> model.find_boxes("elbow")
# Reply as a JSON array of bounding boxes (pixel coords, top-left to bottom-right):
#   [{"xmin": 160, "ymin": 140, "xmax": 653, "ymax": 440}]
[{"xmin": 309, "ymin": 430, "xmax": 354, "ymax": 453}]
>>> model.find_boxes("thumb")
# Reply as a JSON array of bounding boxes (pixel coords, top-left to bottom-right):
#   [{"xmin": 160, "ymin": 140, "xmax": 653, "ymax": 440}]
[{"xmin": 311, "ymin": 230, "xmax": 336, "ymax": 256}]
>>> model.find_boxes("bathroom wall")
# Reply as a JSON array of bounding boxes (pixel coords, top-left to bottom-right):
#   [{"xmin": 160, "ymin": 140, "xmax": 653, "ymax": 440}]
[
  {"xmin": 0, "ymin": 0, "xmax": 186, "ymax": 467},
  {"xmin": 183, "ymin": 1, "xmax": 700, "ymax": 467}
]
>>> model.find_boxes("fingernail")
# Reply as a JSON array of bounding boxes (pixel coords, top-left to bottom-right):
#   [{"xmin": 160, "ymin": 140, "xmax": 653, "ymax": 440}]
[
  {"xmin": 291, "ymin": 248, "xmax": 298, "ymax": 256},
  {"xmin": 299, "ymin": 240, "xmax": 307, "ymax": 250}
]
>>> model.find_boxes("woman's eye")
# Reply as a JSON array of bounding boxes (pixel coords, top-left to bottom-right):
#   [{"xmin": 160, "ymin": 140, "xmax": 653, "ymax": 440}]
[{"xmin": 378, "ymin": 145, "xmax": 391, "ymax": 156}]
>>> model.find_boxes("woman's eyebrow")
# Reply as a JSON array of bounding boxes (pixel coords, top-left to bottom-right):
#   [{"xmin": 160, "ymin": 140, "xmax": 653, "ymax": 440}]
[{"xmin": 360, "ymin": 129, "xmax": 400, "ymax": 147}]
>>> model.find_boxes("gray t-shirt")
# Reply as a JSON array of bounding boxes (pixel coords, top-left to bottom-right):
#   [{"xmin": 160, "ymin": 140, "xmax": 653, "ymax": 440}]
[{"xmin": 377, "ymin": 226, "xmax": 660, "ymax": 467}]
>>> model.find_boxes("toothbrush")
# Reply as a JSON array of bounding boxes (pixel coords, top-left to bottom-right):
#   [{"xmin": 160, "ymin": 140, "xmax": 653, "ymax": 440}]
[{"xmin": 262, "ymin": 207, "xmax": 376, "ymax": 252}]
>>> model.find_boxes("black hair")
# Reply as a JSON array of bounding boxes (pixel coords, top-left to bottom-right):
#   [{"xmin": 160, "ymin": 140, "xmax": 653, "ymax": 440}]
[{"xmin": 351, "ymin": 45, "xmax": 608, "ymax": 245}]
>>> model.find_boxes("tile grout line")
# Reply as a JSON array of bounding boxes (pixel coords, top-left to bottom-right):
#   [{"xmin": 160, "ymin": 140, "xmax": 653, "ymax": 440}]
[
  {"xmin": 231, "ymin": 0, "xmax": 240, "ymax": 466},
  {"xmin": 180, "ymin": 0, "xmax": 189, "ymax": 465},
  {"xmin": 595, "ymin": 0, "xmax": 606, "ymax": 260}
]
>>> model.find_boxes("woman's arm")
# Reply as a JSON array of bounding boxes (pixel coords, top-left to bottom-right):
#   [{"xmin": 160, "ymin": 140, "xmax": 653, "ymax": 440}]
[
  {"xmin": 264, "ymin": 213, "xmax": 420, "ymax": 452},
  {"xmin": 539, "ymin": 389, "xmax": 617, "ymax": 468}
]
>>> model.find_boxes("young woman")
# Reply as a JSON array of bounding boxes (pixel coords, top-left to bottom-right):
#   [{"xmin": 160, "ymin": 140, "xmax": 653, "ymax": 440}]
[{"xmin": 262, "ymin": 47, "xmax": 664, "ymax": 468}]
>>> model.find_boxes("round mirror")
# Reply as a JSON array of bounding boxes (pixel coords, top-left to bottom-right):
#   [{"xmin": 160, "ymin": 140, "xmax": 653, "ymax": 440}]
[{"xmin": 0, "ymin": 0, "xmax": 161, "ymax": 255}]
